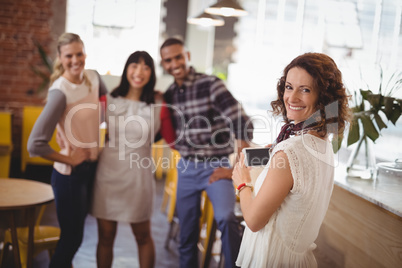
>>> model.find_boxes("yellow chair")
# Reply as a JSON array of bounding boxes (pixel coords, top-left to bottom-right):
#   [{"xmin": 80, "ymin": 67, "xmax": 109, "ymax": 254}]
[
  {"xmin": 0, "ymin": 178, "xmax": 60, "ymax": 268},
  {"xmin": 160, "ymin": 149, "xmax": 180, "ymax": 222},
  {"xmin": 198, "ymin": 191, "xmax": 221, "ymax": 268},
  {"xmin": 162, "ymin": 150, "xmax": 181, "ymax": 249},
  {"xmin": 152, "ymin": 139, "xmax": 166, "ymax": 180},
  {"xmin": 0, "ymin": 111, "xmax": 13, "ymax": 178},
  {"xmin": 21, "ymin": 106, "xmax": 60, "ymax": 173}
]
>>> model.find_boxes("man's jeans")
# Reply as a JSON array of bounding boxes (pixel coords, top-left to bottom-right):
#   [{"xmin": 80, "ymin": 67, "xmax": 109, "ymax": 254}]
[{"xmin": 176, "ymin": 157, "xmax": 241, "ymax": 268}]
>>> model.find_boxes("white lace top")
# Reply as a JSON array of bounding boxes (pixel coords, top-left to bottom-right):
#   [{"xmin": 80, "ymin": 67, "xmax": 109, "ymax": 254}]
[{"xmin": 236, "ymin": 134, "xmax": 335, "ymax": 268}]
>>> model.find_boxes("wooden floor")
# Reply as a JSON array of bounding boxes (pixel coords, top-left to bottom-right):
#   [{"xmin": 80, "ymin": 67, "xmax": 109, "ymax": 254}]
[
  {"xmin": 42, "ymin": 178, "xmax": 180, "ymax": 268},
  {"xmin": 0, "ymin": 167, "xmax": 182, "ymax": 268},
  {"xmin": 1, "ymin": 164, "xmax": 335, "ymax": 268}
]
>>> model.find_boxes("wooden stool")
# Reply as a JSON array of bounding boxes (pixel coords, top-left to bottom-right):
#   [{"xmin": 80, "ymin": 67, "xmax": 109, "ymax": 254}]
[
  {"xmin": 198, "ymin": 191, "xmax": 220, "ymax": 268},
  {"xmin": 162, "ymin": 150, "xmax": 180, "ymax": 249}
]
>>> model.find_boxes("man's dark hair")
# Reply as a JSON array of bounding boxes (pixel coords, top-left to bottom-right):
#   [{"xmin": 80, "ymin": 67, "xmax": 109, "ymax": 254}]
[{"xmin": 160, "ymin": 37, "xmax": 184, "ymax": 50}]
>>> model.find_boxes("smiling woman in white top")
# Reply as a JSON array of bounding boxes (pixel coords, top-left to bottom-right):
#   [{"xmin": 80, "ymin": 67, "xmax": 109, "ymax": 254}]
[
  {"xmin": 232, "ymin": 53, "xmax": 352, "ymax": 267},
  {"xmin": 28, "ymin": 32, "xmax": 107, "ymax": 268}
]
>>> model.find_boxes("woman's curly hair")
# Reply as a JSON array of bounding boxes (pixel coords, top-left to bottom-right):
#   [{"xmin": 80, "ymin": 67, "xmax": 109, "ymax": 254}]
[{"xmin": 271, "ymin": 52, "xmax": 352, "ymax": 138}]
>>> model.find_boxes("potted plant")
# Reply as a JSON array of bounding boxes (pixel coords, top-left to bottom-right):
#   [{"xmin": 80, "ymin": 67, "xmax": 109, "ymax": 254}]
[
  {"xmin": 28, "ymin": 41, "xmax": 53, "ymax": 96},
  {"xmin": 334, "ymin": 68, "xmax": 402, "ymax": 179}
]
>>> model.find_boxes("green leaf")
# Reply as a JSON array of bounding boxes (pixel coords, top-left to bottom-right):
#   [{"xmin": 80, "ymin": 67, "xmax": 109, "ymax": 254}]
[
  {"xmin": 360, "ymin": 115, "xmax": 379, "ymax": 142},
  {"xmin": 347, "ymin": 118, "xmax": 360, "ymax": 146},
  {"xmin": 367, "ymin": 93, "xmax": 381, "ymax": 110},
  {"xmin": 352, "ymin": 106, "xmax": 362, "ymax": 113},
  {"xmin": 389, "ymin": 104, "xmax": 401, "ymax": 125},
  {"xmin": 374, "ymin": 114, "xmax": 387, "ymax": 131},
  {"xmin": 360, "ymin": 89, "xmax": 371, "ymax": 100},
  {"xmin": 383, "ymin": 96, "xmax": 395, "ymax": 119},
  {"xmin": 349, "ymin": 69, "xmax": 402, "ymax": 145},
  {"xmin": 34, "ymin": 40, "xmax": 53, "ymax": 72}
]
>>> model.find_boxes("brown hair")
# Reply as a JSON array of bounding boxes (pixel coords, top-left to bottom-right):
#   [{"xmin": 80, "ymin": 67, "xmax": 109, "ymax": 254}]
[{"xmin": 271, "ymin": 52, "xmax": 351, "ymax": 137}]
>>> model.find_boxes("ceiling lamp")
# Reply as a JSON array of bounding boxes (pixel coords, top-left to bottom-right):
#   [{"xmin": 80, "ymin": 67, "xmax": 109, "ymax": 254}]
[
  {"xmin": 205, "ymin": 0, "xmax": 248, "ymax": 17},
  {"xmin": 187, "ymin": 12, "xmax": 225, "ymax": 27}
]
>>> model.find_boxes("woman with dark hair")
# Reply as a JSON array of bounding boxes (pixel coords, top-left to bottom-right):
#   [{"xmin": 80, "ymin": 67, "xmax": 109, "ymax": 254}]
[
  {"xmin": 110, "ymin": 51, "xmax": 157, "ymax": 104},
  {"xmin": 232, "ymin": 52, "xmax": 351, "ymax": 267},
  {"xmin": 90, "ymin": 51, "xmax": 161, "ymax": 268}
]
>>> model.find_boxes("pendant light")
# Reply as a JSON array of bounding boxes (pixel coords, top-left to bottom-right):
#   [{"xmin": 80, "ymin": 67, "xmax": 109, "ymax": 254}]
[
  {"xmin": 187, "ymin": 12, "xmax": 225, "ymax": 27},
  {"xmin": 205, "ymin": 0, "xmax": 248, "ymax": 17}
]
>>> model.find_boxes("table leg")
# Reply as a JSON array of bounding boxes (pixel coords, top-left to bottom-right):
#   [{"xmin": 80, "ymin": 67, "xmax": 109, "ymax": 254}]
[
  {"xmin": 8, "ymin": 211, "xmax": 21, "ymax": 268},
  {"xmin": 26, "ymin": 207, "xmax": 36, "ymax": 268}
]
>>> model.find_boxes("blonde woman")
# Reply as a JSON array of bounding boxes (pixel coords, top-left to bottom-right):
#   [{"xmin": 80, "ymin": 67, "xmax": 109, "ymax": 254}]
[{"xmin": 28, "ymin": 32, "xmax": 107, "ymax": 268}]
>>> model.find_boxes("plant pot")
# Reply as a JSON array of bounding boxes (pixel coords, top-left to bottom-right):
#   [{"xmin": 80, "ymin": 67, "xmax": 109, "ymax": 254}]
[{"xmin": 346, "ymin": 135, "xmax": 378, "ymax": 180}]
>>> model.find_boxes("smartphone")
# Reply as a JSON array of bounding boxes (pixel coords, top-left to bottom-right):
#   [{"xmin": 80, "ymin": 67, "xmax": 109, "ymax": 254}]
[{"xmin": 242, "ymin": 147, "xmax": 270, "ymax": 167}]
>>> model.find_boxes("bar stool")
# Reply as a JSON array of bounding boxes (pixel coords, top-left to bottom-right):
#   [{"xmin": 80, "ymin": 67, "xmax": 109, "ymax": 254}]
[
  {"xmin": 198, "ymin": 188, "xmax": 246, "ymax": 268},
  {"xmin": 198, "ymin": 191, "xmax": 221, "ymax": 268},
  {"xmin": 162, "ymin": 150, "xmax": 181, "ymax": 249},
  {"xmin": 160, "ymin": 149, "xmax": 180, "ymax": 221}
]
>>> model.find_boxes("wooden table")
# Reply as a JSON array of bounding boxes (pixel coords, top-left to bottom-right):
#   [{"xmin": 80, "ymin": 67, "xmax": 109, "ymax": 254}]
[{"xmin": 0, "ymin": 178, "xmax": 54, "ymax": 268}]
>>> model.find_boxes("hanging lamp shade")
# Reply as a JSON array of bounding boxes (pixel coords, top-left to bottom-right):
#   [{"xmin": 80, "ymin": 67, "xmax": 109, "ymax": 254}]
[
  {"xmin": 205, "ymin": 0, "xmax": 248, "ymax": 17},
  {"xmin": 187, "ymin": 12, "xmax": 225, "ymax": 27}
]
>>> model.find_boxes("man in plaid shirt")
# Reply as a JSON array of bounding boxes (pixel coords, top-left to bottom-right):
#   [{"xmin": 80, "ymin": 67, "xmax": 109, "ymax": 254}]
[{"xmin": 160, "ymin": 37, "xmax": 253, "ymax": 268}]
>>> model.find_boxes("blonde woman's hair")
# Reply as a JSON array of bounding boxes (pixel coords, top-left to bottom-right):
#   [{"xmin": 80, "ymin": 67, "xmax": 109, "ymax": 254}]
[{"xmin": 49, "ymin": 33, "xmax": 92, "ymax": 89}]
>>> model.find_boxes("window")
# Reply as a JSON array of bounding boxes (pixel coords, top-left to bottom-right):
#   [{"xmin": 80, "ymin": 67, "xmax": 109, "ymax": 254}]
[
  {"xmin": 230, "ymin": 0, "xmax": 402, "ymax": 161},
  {"xmin": 66, "ymin": 0, "xmax": 162, "ymax": 76}
]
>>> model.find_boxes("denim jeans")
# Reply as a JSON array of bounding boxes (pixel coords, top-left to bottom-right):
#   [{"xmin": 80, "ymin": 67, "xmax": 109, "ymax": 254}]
[
  {"xmin": 49, "ymin": 161, "xmax": 97, "ymax": 268},
  {"xmin": 176, "ymin": 158, "xmax": 241, "ymax": 268}
]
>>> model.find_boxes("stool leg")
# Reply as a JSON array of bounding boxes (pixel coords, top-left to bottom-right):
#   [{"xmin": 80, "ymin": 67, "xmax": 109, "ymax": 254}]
[
  {"xmin": 0, "ymin": 243, "xmax": 11, "ymax": 268},
  {"xmin": 218, "ymin": 251, "xmax": 224, "ymax": 268},
  {"xmin": 8, "ymin": 211, "xmax": 21, "ymax": 268},
  {"xmin": 171, "ymin": 217, "xmax": 180, "ymax": 243},
  {"xmin": 26, "ymin": 207, "xmax": 36, "ymax": 268},
  {"xmin": 164, "ymin": 222, "xmax": 174, "ymax": 249},
  {"xmin": 165, "ymin": 217, "xmax": 179, "ymax": 249}
]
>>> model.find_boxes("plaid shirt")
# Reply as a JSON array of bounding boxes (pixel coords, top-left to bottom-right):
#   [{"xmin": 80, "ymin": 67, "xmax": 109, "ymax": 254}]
[{"xmin": 164, "ymin": 67, "xmax": 253, "ymax": 158}]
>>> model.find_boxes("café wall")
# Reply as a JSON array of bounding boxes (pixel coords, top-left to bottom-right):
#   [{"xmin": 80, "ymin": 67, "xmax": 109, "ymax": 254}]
[
  {"xmin": 0, "ymin": 0, "xmax": 238, "ymax": 177},
  {"xmin": 0, "ymin": 0, "xmax": 66, "ymax": 176},
  {"xmin": 0, "ymin": 0, "xmax": 185, "ymax": 176}
]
